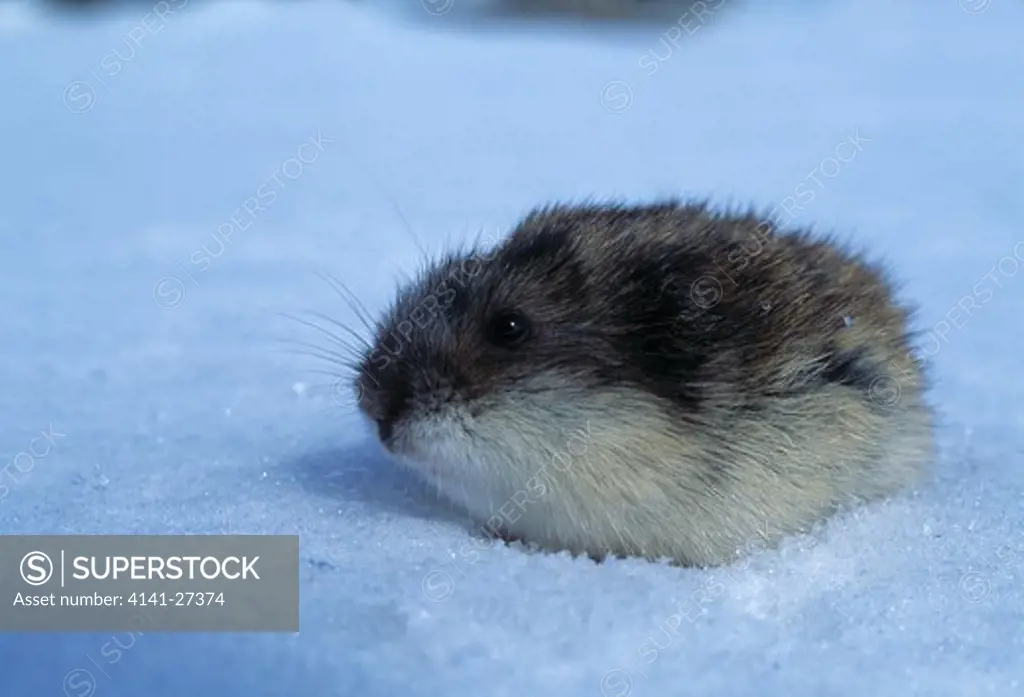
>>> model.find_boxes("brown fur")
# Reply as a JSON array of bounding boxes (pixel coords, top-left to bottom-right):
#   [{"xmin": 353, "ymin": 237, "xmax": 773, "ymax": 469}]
[{"xmin": 355, "ymin": 200, "xmax": 935, "ymax": 566}]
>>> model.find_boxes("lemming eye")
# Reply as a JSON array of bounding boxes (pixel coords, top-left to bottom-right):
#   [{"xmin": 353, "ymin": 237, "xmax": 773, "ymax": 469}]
[{"xmin": 485, "ymin": 310, "xmax": 532, "ymax": 347}]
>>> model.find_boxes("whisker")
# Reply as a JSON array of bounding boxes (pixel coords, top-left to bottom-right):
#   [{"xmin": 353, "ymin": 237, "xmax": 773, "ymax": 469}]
[
  {"xmin": 315, "ymin": 269, "xmax": 378, "ymax": 337},
  {"xmin": 272, "ymin": 335, "xmax": 362, "ymax": 360},
  {"xmin": 304, "ymin": 379, "xmax": 351, "ymax": 397},
  {"xmin": 339, "ymin": 282, "xmax": 382, "ymax": 337},
  {"xmin": 376, "ymin": 185, "xmax": 425, "ymax": 259},
  {"xmin": 272, "ymin": 343, "xmax": 361, "ymax": 370},
  {"xmin": 293, "ymin": 367, "xmax": 358, "ymax": 379},
  {"xmin": 303, "ymin": 309, "xmax": 377, "ymax": 351},
  {"xmin": 394, "ymin": 266, "xmax": 414, "ymax": 289},
  {"xmin": 279, "ymin": 312, "xmax": 367, "ymax": 355},
  {"xmin": 333, "ymin": 139, "xmax": 427, "ymax": 258}
]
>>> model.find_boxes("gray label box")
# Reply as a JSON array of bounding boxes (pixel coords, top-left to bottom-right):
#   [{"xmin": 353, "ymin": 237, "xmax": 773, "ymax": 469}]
[{"xmin": 0, "ymin": 535, "xmax": 298, "ymax": 632}]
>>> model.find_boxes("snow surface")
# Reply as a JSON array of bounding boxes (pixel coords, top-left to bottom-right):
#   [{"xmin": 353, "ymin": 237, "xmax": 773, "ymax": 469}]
[{"xmin": 1, "ymin": 0, "xmax": 1022, "ymax": 694}]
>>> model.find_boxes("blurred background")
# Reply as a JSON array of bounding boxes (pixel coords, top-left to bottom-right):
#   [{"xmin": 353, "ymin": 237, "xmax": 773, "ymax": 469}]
[
  {"xmin": 1, "ymin": 1, "xmax": 1021, "ymax": 696},
  {"xmin": 37, "ymin": 0, "xmax": 730, "ymax": 22}
]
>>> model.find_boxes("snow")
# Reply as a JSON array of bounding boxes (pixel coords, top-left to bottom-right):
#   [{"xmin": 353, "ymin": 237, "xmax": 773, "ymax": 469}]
[{"xmin": 1, "ymin": 0, "xmax": 1022, "ymax": 694}]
